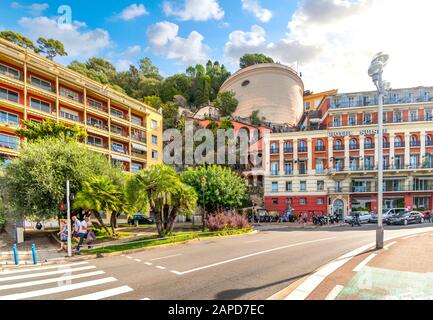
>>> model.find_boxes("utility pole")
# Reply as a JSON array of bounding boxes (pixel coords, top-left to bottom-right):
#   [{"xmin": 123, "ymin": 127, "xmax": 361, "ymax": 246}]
[
  {"xmin": 201, "ymin": 176, "xmax": 206, "ymax": 232},
  {"xmin": 66, "ymin": 179, "xmax": 72, "ymax": 257}
]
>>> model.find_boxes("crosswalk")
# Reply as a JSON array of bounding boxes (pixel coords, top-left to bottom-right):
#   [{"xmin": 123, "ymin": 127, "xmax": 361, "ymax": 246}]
[{"xmin": 0, "ymin": 261, "xmax": 134, "ymax": 300}]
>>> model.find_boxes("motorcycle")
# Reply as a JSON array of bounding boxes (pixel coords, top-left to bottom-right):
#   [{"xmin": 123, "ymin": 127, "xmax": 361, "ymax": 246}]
[{"xmin": 350, "ymin": 215, "xmax": 361, "ymax": 227}]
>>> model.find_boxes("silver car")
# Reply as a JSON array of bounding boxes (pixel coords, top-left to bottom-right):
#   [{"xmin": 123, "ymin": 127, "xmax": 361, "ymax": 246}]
[
  {"xmin": 370, "ymin": 208, "xmax": 409, "ymax": 224},
  {"xmin": 345, "ymin": 212, "xmax": 372, "ymax": 224}
]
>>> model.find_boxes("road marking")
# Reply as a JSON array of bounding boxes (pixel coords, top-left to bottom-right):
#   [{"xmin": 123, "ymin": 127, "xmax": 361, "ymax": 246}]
[
  {"xmin": 156, "ymin": 266, "xmax": 166, "ymax": 270},
  {"xmin": 144, "ymin": 262, "xmax": 152, "ymax": 266},
  {"xmin": 67, "ymin": 285, "xmax": 133, "ymax": 300},
  {"xmin": 150, "ymin": 254, "xmax": 182, "ymax": 261},
  {"xmin": 0, "ymin": 271, "xmax": 105, "ymax": 291},
  {"xmin": 353, "ymin": 254, "xmax": 377, "ymax": 272},
  {"xmin": 0, "ymin": 277, "xmax": 117, "ymax": 300},
  {"xmin": 141, "ymin": 298, "xmax": 151, "ymax": 300},
  {"xmin": 384, "ymin": 241, "xmax": 397, "ymax": 250},
  {"xmin": 325, "ymin": 285, "xmax": 344, "ymax": 300},
  {"xmin": 171, "ymin": 271, "xmax": 182, "ymax": 275},
  {"xmin": 171, "ymin": 237, "xmax": 336, "ymax": 275},
  {"xmin": 126, "ymin": 256, "xmax": 133, "ymax": 260},
  {"xmin": 0, "ymin": 262, "xmax": 89, "ymax": 275},
  {"xmin": 403, "ymin": 234, "xmax": 418, "ymax": 240},
  {"xmin": 0, "ymin": 265, "xmax": 97, "ymax": 282},
  {"xmin": 134, "ymin": 259, "xmax": 142, "ymax": 262}
]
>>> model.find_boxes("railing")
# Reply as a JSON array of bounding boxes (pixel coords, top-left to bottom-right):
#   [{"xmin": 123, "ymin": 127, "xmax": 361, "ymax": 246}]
[
  {"xmin": 59, "ymin": 91, "xmax": 84, "ymax": 104},
  {"xmin": 87, "ymin": 99, "xmax": 108, "ymax": 113},
  {"xmin": 87, "ymin": 122, "xmax": 108, "ymax": 131},
  {"xmin": 364, "ymin": 144, "xmax": 375, "ymax": 150},
  {"xmin": 111, "ymin": 130, "xmax": 129, "ymax": 138},
  {"xmin": 284, "ymin": 148, "xmax": 293, "ymax": 154},
  {"xmin": 315, "ymin": 146, "xmax": 326, "ymax": 152},
  {"xmin": 270, "ymin": 149, "xmax": 279, "ymax": 155},
  {"xmin": 28, "ymin": 80, "xmax": 56, "ymax": 93},
  {"xmin": 131, "ymin": 135, "xmax": 147, "ymax": 143},
  {"xmin": 112, "ymin": 147, "xmax": 129, "ymax": 154},
  {"xmin": 383, "ymin": 142, "xmax": 390, "ymax": 148},
  {"xmin": 410, "ymin": 141, "xmax": 421, "ymax": 147},
  {"xmin": 87, "ymin": 142, "xmax": 108, "ymax": 149},
  {"xmin": 394, "ymin": 142, "xmax": 405, "ymax": 148},
  {"xmin": 111, "ymin": 111, "xmax": 130, "ymax": 121},
  {"xmin": 298, "ymin": 147, "xmax": 308, "ymax": 153},
  {"xmin": 333, "ymin": 145, "xmax": 344, "ymax": 151},
  {"xmin": 0, "ymin": 139, "xmax": 19, "ymax": 150},
  {"xmin": 349, "ymin": 144, "xmax": 360, "ymax": 150},
  {"xmin": 131, "ymin": 151, "xmax": 147, "ymax": 159}
]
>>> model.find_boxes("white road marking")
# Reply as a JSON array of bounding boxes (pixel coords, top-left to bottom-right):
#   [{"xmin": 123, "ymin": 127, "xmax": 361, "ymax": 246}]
[
  {"xmin": 325, "ymin": 285, "xmax": 344, "ymax": 300},
  {"xmin": 134, "ymin": 259, "xmax": 142, "ymax": 262},
  {"xmin": 353, "ymin": 254, "xmax": 377, "ymax": 272},
  {"xmin": 403, "ymin": 234, "xmax": 418, "ymax": 240},
  {"xmin": 384, "ymin": 241, "xmax": 397, "ymax": 250},
  {"xmin": 156, "ymin": 266, "xmax": 166, "ymax": 270},
  {"xmin": 0, "ymin": 271, "xmax": 105, "ymax": 291},
  {"xmin": 0, "ymin": 265, "xmax": 97, "ymax": 282},
  {"xmin": 171, "ymin": 237, "xmax": 336, "ymax": 275},
  {"xmin": 171, "ymin": 271, "xmax": 182, "ymax": 275},
  {"xmin": 126, "ymin": 256, "xmax": 133, "ymax": 260},
  {"xmin": 0, "ymin": 277, "xmax": 117, "ymax": 300},
  {"xmin": 67, "ymin": 285, "xmax": 133, "ymax": 300},
  {"xmin": 144, "ymin": 262, "xmax": 152, "ymax": 266},
  {"xmin": 141, "ymin": 298, "xmax": 151, "ymax": 300},
  {"xmin": 0, "ymin": 262, "xmax": 89, "ymax": 275},
  {"xmin": 149, "ymin": 254, "xmax": 182, "ymax": 261}
]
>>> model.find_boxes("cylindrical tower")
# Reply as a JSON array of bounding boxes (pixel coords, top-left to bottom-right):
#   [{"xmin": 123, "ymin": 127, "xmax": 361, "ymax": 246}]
[{"xmin": 220, "ymin": 63, "xmax": 304, "ymax": 125}]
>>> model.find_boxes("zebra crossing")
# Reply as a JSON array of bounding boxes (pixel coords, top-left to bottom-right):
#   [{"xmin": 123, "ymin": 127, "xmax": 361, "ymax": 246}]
[{"xmin": 0, "ymin": 261, "xmax": 134, "ymax": 300}]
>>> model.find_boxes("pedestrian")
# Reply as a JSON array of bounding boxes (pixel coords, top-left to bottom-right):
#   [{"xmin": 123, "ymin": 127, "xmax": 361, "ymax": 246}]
[
  {"xmin": 428, "ymin": 211, "xmax": 433, "ymax": 223},
  {"xmin": 76, "ymin": 216, "xmax": 89, "ymax": 252},
  {"xmin": 57, "ymin": 219, "xmax": 68, "ymax": 252},
  {"xmin": 71, "ymin": 215, "xmax": 81, "ymax": 240},
  {"xmin": 302, "ymin": 212, "xmax": 308, "ymax": 228}
]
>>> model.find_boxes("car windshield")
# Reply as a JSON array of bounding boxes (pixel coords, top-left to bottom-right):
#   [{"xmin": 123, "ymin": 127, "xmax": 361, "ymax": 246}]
[{"xmin": 395, "ymin": 212, "xmax": 409, "ymax": 217}]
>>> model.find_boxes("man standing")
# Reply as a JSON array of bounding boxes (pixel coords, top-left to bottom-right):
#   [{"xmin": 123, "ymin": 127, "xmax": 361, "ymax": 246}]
[
  {"xmin": 76, "ymin": 216, "xmax": 89, "ymax": 252},
  {"xmin": 71, "ymin": 216, "xmax": 81, "ymax": 240}
]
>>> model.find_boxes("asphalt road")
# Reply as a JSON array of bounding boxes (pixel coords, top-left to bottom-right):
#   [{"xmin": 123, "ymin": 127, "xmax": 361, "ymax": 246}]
[{"xmin": 2, "ymin": 223, "xmax": 432, "ymax": 300}]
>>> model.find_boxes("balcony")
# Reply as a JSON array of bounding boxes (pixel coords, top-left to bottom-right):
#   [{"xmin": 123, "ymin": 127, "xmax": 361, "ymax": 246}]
[
  {"xmin": 110, "ymin": 111, "xmax": 130, "ymax": 121},
  {"xmin": 87, "ymin": 142, "xmax": 108, "ymax": 149},
  {"xmin": 87, "ymin": 99, "xmax": 108, "ymax": 113},
  {"xmin": 87, "ymin": 121, "xmax": 108, "ymax": 131},
  {"xmin": 298, "ymin": 147, "xmax": 308, "ymax": 153},
  {"xmin": 349, "ymin": 144, "xmax": 360, "ymax": 150},
  {"xmin": 131, "ymin": 151, "xmax": 147, "ymax": 160},
  {"xmin": 284, "ymin": 148, "xmax": 293, "ymax": 154},
  {"xmin": 364, "ymin": 144, "xmax": 375, "ymax": 150},
  {"xmin": 315, "ymin": 146, "xmax": 326, "ymax": 152},
  {"xmin": 270, "ymin": 148, "xmax": 279, "ymax": 155},
  {"xmin": 383, "ymin": 142, "xmax": 390, "ymax": 148},
  {"xmin": 333, "ymin": 145, "xmax": 345, "ymax": 151},
  {"xmin": 112, "ymin": 146, "xmax": 128, "ymax": 155},
  {"xmin": 394, "ymin": 142, "xmax": 405, "ymax": 148},
  {"xmin": 410, "ymin": 141, "xmax": 421, "ymax": 147},
  {"xmin": 0, "ymin": 138, "xmax": 19, "ymax": 150},
  {"xmin": 131, "ymin": 134, "xmax": 146, "ymax": 143},
  {"xmin": 270, "ymin": 171, "xmax": 279, "ymax": 176}
]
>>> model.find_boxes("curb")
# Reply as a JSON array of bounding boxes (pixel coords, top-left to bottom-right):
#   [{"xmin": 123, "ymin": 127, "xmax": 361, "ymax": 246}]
[{"xmin": 273, "ymin": 226, "xmax": 433, "ymax": 300}]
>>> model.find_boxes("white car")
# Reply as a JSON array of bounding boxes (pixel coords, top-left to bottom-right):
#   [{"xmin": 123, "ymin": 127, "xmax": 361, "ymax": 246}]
[{"xmin": 345, "ymin": 212, "xmax": 372, "ymax": 224}]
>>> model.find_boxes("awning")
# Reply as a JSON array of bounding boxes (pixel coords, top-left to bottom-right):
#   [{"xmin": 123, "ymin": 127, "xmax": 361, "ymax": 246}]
[
  {"xmin": 132, "ymin": 143, "xmax": 147, "ymax": 152},
  {"xmin": 111, "ymin": 154, "xmax": 131, "ymax": 162}
]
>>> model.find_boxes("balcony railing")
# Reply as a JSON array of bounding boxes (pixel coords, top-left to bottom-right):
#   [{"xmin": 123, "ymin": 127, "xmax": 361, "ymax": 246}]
[
  {"xmin": 315, "ymin": 146, "xmax": 326, "ymax": 152},
  {"xmin": 298, "ymin": 147, "xmax": 308, "ymax": 153},
  {"xmin": 87, "ymin": 121, "xmax": 108, "ymax": 131},
  {"xmin": 131, "ymin": 134, "xmax": 147, "ymax": 143},
  {"xmin": 131, "ymin": 151, "xmax": 147, "ymax": 160},
  {"xmin": 410, "ymin": 141, "xmax": 421, "ymax": 147},
  {"xmin": 270, "ymin": 149, "xmax": 279, "ymax": 155},
  {"xmin": 87, "ymin": 99, "xmax": 108, "ymax": 113},
  {"xmin": 87, "ymin": 142, "xmax": 108, "ymax": 149},
  {"xmin": 364, "ymin": 144, "xmax": 375, "ymax": 150},
  {"xmin": 271, "ymin": 171, "xmax": 279, "ymax": 176},
  {"xmin": 111, "ymin": 111, "xmax": 130, "ymax": 120},
  {"xmin": 349, "ymin": 144, "xmax": 360, "ymax": 150},
  {"xmin": 394, "ymin": 142, "xmax": 405, "ymax": 148},
  {"xmin": 284, "ymin": 148, "xmax": 293, "ymax": 154},
  {"xmin": 112, "ymin": 146, "xmax": 129, "ymax": 154},
  {"xmin": 0, "ymin": 138, "xmax": 19, "ymax": 150},
  {"xmin": 333, "ymin": 145, "xmax": 344, "ymax": 151}
]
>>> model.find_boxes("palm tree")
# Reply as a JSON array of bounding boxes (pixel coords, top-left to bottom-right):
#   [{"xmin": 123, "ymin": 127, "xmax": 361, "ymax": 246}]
[
  {"xmin": 127, "ymin": 164, "xmax": 198, "ymax": 236},
  {"xmin": 73, "ymin": 176, "xmax": 123, "ymax": 234}
]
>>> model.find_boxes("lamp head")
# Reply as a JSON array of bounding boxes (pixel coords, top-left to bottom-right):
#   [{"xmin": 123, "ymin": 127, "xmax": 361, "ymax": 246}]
[{"xmin": 368, "ymin": 52, "xmax": 390, "ymax": 77}]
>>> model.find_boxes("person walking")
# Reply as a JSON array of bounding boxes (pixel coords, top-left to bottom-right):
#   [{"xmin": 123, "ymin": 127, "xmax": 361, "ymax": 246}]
[
  {"xmin": 72, "ymin": 216, "xmax": 81, "ymax": 240},
  {"xmin": 76, "ymin": 216, "xmax": 89, "ymax": 252},
  {"xmin": 57, "ymin": 219, "xmax": 68, "ymax": 252},
  {"xmin": 302, "ymin": 212, "xmax": 308, "ymax": 228}
]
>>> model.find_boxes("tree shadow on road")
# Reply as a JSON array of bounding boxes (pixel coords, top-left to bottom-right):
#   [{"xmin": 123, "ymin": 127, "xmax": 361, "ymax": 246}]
[{"xmin": 214, "ymin": 272, "xmax": 311, "ymax": 300}]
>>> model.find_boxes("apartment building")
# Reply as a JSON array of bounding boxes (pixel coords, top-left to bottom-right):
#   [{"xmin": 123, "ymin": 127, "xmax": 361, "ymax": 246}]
[
  {"xmin": 0, "ymin": 38, "xmax": 163, "ymax": 173},
  {"xmin": 264, "ymin": 86, "xmax": 433, "ymax": 218}
]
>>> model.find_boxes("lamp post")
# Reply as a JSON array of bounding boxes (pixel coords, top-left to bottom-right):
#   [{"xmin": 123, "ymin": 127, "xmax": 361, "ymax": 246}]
[
  {"xmin": 66, "ymin": 179, "xmax": 72, "ymax": 257},
  {"xmin": 368, "ymin": 52, "xmax": 390, "ymax": 250},
  {"xmin": 201, "ymin": 176, "xmax": 206, "ymax": 232}
]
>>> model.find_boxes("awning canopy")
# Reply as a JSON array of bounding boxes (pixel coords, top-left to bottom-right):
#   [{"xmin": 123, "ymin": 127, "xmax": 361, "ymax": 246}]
[
  {"xmin": 132, "ymin": 143, "xmax": 147, "ymax": 152},
  {"xmin": 111, "ymin": 154, "xmax": 131, "ymax": 162}
]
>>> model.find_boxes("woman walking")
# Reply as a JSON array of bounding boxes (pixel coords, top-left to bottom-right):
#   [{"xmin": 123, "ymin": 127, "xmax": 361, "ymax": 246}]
[{"xmin": 57, "ymin": 219, "xmax": 68, "ymax": 252}]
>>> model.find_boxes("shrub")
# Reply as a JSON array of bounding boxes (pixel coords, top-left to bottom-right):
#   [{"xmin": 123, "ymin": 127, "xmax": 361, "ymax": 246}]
[{"xmin": 207, "ymin": 212, "xmax": 250, "ymax": 231}]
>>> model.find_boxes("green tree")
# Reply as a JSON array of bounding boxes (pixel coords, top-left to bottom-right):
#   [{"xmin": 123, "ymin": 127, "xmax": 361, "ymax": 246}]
[
  {"xmin": 126, "ymin": 164, "xmax": 197, "ymax": 236},
  {"xmin": 37, "ymin": 38, "xmax": 68, "ymax": 60},
  {"xmin": 0, "ymin": 31, "xmax": 39, "ymax": 51},
  {"xmin": 139, "ymin": 57, "xmax": 162, "ymax": 81},
  {"xmin": 68, "ymin": 58, "xmax": 118, "ymax": 86},
  {"xmin": 181, "ymin": 165, "xmax": 247, "ymax": 213},
  {"xmin": 214, "ymin": 91, "xmax": 239, "ymax": 116},
  {"xmin": 144, "ymin": 96, "xmax": 179, "ymax": 130},
  {"xmin": 160, "ymin": 74, "xmax": 192, "ymax": 103},
  {"xmin": 249, "ymin": 110, "xmax": 266, "ymax": 126},
  {"xmin": 16, "ymin": 120, "xmax": 87, "ymax": 142},
  {"xmin": 2, "ymin": 138, "xmax": 121, "ymax": 221},
  {"xmin": 73, "ymin": 176, "xmax": 125, "ymax": 234},
  {"xmin": 239, "ymin": 53, "xmax": 274, "ymax": 69}
]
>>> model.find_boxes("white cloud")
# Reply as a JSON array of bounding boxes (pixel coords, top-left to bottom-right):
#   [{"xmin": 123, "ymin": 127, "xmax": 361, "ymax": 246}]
[
  {"xmin": 241, "ymin": 0, "xmax": 272, "ymax": 23},
  {"xmin": 225, "ymin": 0, "xmax": 433, "ymax": 92},
  {"xmin": 116, "ymin": 4, "xmax": 148, "ymax": 21},
  {"xmin": 115, "ymin": 59, "xmax": 134, "ymax": 72},
  {"xmin": 11, "ymin": 2, "xmax": 49, "ymax": 16},
  {"xmin": 146, "ymin": 21, "xmax": 210, "ymax": 64},
  {"xmin": 18, "ymin": 16, "xmax": 112, "ymax": 60},
  {"xmin": 163, "ymin": 0, "xmax": 224, "ymax": 21},
  {"xmin": 124, "ymin": 45, "xmax": 141, "ymax": 57}
]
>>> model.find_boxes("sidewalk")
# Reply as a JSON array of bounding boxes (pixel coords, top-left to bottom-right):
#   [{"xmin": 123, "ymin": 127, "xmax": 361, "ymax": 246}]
[{"xmin": 304, "ymin": 230, "xmax": 433, "ymax": 300}]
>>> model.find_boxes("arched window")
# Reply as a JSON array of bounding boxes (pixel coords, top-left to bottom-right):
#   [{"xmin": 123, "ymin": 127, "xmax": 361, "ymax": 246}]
[
  {"xmin": 410, "ymin": 135, "xmax": 419, "ymax": 147},
  {"xmin": 298, "ymin": 140, "xmax": 307, "ymax": 152},
  {"xmin": 350, "ymin": 138, "xmax": 358, "ymax": 150},
  {"xmin": 395, "ymin": 136, "xmax": 403, "ymax": 147},
  {"xmin": 316, "ymin": 139, "xmax": 324, "ymax": 151},
  {"xmin": 334, "ymin": 139, "xmax": 343, "ymax": 151},
  {"xmin": 365, "ymin": 138, "xmax": 373, "ymax": 148},
  {"xmin": 426, "ymin": 135, "xmax": 433, "ymax": 146},
  {"xmin": 284, "ymin": 141, "xmax": 293, "ymax": 153}
]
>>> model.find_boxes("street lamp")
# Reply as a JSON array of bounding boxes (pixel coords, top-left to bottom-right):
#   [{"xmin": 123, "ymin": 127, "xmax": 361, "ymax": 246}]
[
  {"xmin": 201, "ymin": 176, "xmax": 206, "ymax": 232},
  {"xmin": 368, "ymin": 52, "xmax": 390, "ymax": 250}
]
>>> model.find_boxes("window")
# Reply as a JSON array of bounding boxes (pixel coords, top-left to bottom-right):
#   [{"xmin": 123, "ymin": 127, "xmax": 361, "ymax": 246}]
[
  {"xmin": 242, "ymin": 80, "xmax": 250, "ymax": 87},
  {"xmin": 111, "ymin": 125, "xmax": 123, "ymax": 135},
  {"xmin": 317, "ymin": 181, "xmax": 325, "ymax": 191},
  {"xmin": 333, "ymin": 115, "xmax": 341, "ymax": 127},
  {"xmin": 0, "ymin": 63, "xmax": 20, "ymax": 79},
  {"xmin": 271, "ymin": 162, "xmax": 279, "ymax": 176},
  {"xmin": 335, "ymin": 159, "xmax": 344, "ymax": 172},
  {"xmin": 383, "ymin": 111, "xmax": 388, "ymax": 123},
  {"xmin": 131, "ymin": 115, "xmax": 142, "ymax": 126},
  {"xmin": 284, "ymin": 161, "xmax": 293, "ymax": 175},
  {"xmin": 350, "ymin": 138, "xmax": 359, "ymax": 150},
  {"xmin": 364, "ymin": 156, "xmax": 374, "ymax": 169},
  {"xmin": 30, "ymin": 98, "xmax": 51, "ymax": 113},
  {"xmin": 30, "ymin": 75, "xmax": 52, "ymax": 92},
  {"xmin": 272, "ymin": 182, "xmax": 279, "ymax": 192},
  {"xmin": 284, "ymin": 142, "xmax": 293, "ymax": 153},
  {"xmin": 395, "ymin": 136, "xmax": 403, "ymax": 147},
  {"xmin": 88, "ymin": 98, "xmax": 104, "ymax": 111},
  {"xmin": 365, "ymin": 138, "xmax": 374, "ymax": 149},
  {"xmin": 410, "ymin": 110, "xmax": 418, "ymax": 122},
  {"xmin": 410, "ymin": 155, "xmax": 419, "ymax": 168},
  {"xmin": 0, "ymin": 111, "xmax": 19, "ymax": 125},
  {"xmin": 272, "ymin": 198, "xmax": 279, "ymax": 205},
  {"xmin": 305, "ymin": 102, "xmax": 311, "ymax": 110},
  {"xmin": 299, "ymin": 160, "xmax": 307, "ymax": 175},
  {"xmin": 0, "ymin": 134, "xmax": 19, "ymax": 150},
  {"xmin": 410, "ymin": 135, "xmax": 420, "ymax": 147},
  {"xmin": 285, "ymin": 198, "xmax": 292, "ymax": 205},
  {"xmin": 316, "ymin": 159, "xmax": 324, "ymax": 174},
  {"xmin": 425, "ymin": 109, "xmax": 433, "ymax": 121},
  {"xmin": 87, "ymin": 117, "xmax": 104, "ymax": 129},
  {"xmin": 0, "ymin": 87, "xmax": 19, "ymax": 103},
  {"xmin": 131, "ymin": 163, "xmax": 143, "ymax": 173},
  {"xmin": 300, "ymin": 198, "xmax": 307, "ymax": 205},
  {"xmin": 87, "ymin": 136, "xmax": 103, "ymax": 147},
  {"xmin": 348, "ymin": 114, "xmax": 356, "ymax": 126},
  {"xmin": 60, "ymin": 108, "xmax": 79, "ymax": 122},
  {"xmin": 393, "ymin": 111, "xmax": 402, "ymax": 123},
  {"xmin": 334, "ymin": 139, "xmax": 343, "ymax": 151},
  {"xmin": 315, "ymin": 139, "xmax": 325, "ymax": 151},
  {"xmin": 60, "ymin": 87, "xmax": 81, "ymax": 102},
  {"xmin": 350, "ymin": 157, "xmax": 359, "ymax": 171},
  {"xmin": 300, "ymin": 181, "xmax": 307, "ymax": 191},
  {"xmin": 112, "ymin": 142, "xmax": 125, "ymax": 154},
  {"xmin": 335, "ymin": 181, "xmax": 343, "ymax": 192},
  {"xmin": 394, "ymin": 155, "xmax": 404, "ymax": 169},
  {"xmin": 286, "ymin": 182, "xmax": 292, "ymax": 191},
  {"xmin": 152, "ymin": 150, "xmax": 158, "ymax": 159},
  {"xmin": 270, "ymin": 142, "xmax": 279, "ymax": 154},
  {"xmin": 317, "ymin": 198, "xmax": 324, "ymax": 205},
  {"xmin": 426, "ymin": 135, "xmax": 433, "ymax": 146},
  {"xmin": 298, "ymin": 141, "xmax": 307, "ymax": 153},
  {"xmin": 111, "ymin": 108, "xmax": 124, "ymax": 118},
  {"xmin": 364, "ymin": 113, "xmax": 372, "ymax": 124},
  {"xmin": 152, "ymin": 135, "xmax": 158, "ymax": 144},
  {"xmin": 151, "ymin": 120, "xmax": 158, "ymax": 129}
]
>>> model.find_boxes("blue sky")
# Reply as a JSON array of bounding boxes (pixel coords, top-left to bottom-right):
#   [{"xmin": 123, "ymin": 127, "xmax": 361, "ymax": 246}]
[{"xmin": 1, "ymin": 0, "xmax": 432, "ymax": 92}]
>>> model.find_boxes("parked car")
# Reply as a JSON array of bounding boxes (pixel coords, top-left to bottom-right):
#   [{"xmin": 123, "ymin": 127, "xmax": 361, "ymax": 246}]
[
  {"xmin": 345, "ymin": 212, "xmax": 372, "ymax": 224},
  {"xmin": 370, "ymin": 208, "xmax": 409, "ymax": 224},
  {"xmin": 387, "ymin": 211, "xmax": 425, "ymax": 226},
  {"xmin": 128, "ymin": 213, "xmax": 154, "ymax": 225}
]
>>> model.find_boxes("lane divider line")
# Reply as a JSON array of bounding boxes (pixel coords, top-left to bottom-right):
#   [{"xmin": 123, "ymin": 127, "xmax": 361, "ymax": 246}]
[
  {"xmin": 67, "ymin": 285, "xmax": 133, "ymax": 300},
  {"xmin": 384, "ymin": 241, "xmax": 397, "ymax": 250},
  {"xmin": 353, "ymin": 254, "xmax": 377, "ymax": 272},
  {"xmin": 325, "ymin": 285, "xmax": 344, "ymax": 300},
  {"xmin": 134, "ymin": 259, "xmax": 142, "ymax": 262},
  {"xmin": 156, "ymin": 266, "xmax": 166, "ymax": 270},
  {"xmin": 150, "ymin": 254, "xmax": 182, "ymax": 261},
  {"xmin": 144, "ymin": 262, "xmax": 152, "ymax": 266}
]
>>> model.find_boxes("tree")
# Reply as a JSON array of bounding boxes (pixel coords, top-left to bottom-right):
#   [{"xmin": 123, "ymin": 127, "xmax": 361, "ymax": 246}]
[
  {"xmin": 126, "ymin": 164, "xmax": 197, "ymax": 236},
  {"xmin": 139, "ymin": 57, "xmax": 162, "ymax": 81},
  {"xmin": 181, "ymin": 165, "xmax": 247, "ymax": 213},
  {"xmin": 214, "ymin": 91, "xmax": 239, "ymax": 116},
  {"xmin": 73, "ymin": 176, "xmax": 125, "ymax": 234},
  {"xmin": 37, "ymin": 38, "xmax": 68, "ymax": 60},
  {"xmin": 144, "ymin": 96, "xmax": 179, "ymax": 130},
  {"xmin": 68, "ymin": 58, "xmax": 118, "ymax": 86},
  {"xmin": 2, "ymin": 138, "xmax": 121, "ymax": 221},
  {"xmin": 239, "ymin": 53, "xmax": 274, "ymax": 69},
  {"xmin": 249, "ymin": 110, "xmax": 266, "ymax": 126},
  {"xmin": 0, "ymin": 31, "xmax": 39, "ymax": 51},
  {"xmin": 16, "ymin": 120, "xmax": 87, "ymax": 142}
]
